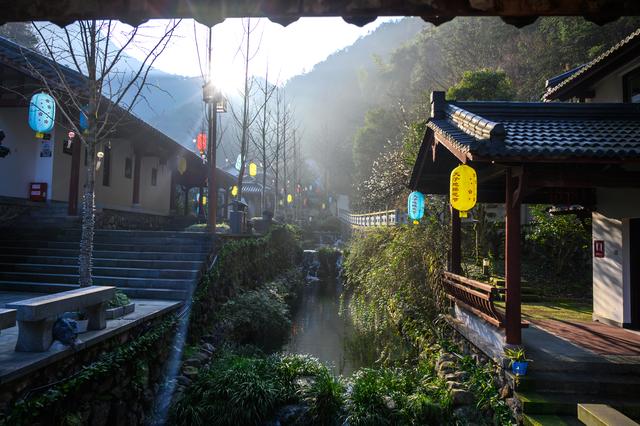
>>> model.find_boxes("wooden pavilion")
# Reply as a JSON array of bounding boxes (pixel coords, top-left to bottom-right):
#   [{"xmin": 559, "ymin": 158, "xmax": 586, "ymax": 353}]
[{"xmin": 409, "ymin": 91, "xmax": 640, "ymax": 345}]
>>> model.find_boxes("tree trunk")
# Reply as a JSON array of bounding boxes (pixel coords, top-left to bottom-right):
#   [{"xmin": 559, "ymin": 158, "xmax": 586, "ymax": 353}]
[{"xmin": 79, "ymin": 134, "xmax": 96, "ymax": 287}]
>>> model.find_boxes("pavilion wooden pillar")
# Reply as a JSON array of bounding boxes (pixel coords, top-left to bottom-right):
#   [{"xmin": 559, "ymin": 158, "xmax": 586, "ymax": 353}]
[
  {"xmin": 67, "ymin": 137, "xmax": 81, "ymax": 215},
  {"xmin": 223, "ymin": 188, "xmax": 230, "ymax": 220},
  {"xmin": 132, "ymin": 151, "xmax": 141, "ymax": 205},
  {"xmin": 505, "ymin": 168, "xmax": 522, "ymax": 345},
  {"xmin": 450, "ymin": 205, "xmax": 462, "ymax": 274}
]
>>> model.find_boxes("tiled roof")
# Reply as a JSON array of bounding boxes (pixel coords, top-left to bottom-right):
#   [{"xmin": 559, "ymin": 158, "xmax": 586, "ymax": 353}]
[
  {"xmin": 429, "ymin": 101, "xmax": 640, "ymax": 160},
  {"xmin": 543, "ymin": 28, "xmax": 640, "ymax": 101}
]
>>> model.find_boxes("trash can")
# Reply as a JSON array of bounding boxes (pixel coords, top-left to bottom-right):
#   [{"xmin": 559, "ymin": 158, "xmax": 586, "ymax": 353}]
[{"xmin": 229, "ymin": 200, "xmax": 248, "ymax": 234}]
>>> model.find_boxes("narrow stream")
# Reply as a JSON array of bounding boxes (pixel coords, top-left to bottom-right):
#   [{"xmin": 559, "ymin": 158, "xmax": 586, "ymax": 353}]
[{"xmin": 285, "ymin": 250, "xmax": 363, "ymax": 376}]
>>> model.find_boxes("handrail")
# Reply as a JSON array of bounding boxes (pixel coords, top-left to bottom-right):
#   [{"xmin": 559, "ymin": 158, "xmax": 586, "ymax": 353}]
[{"xmin": 338, "ymin": 208, "xmax": 408, "ymax": 228}]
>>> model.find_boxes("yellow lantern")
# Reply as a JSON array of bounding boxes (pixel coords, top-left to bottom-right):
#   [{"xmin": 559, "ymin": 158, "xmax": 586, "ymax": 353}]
[
  {"xmin": 231, "ymin": 185, "xmax": 238, "ymax": 197},
  {"xmin": 178, "ymin": 157, "xmax": 187, "ymax": 175},
  {"xmin": 249, "ymin": 162, "xmax": 257, "ymax": 177},
  {"xmin": 287, "ymin": 194, "xmax": 293, "ymax": 204},
  {"xmin": 202, "ymin": 196, "xmax": 207, "ymax": 205},
  {"xmin": 450, "ymin": 164, "xmax": 477, "ymax": 218},
  {"xmin": 321, "ymin": 203, "xmax": 326, "ymax": 209}
]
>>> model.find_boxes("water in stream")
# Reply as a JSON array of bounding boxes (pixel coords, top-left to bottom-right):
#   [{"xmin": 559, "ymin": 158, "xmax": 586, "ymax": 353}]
[{"xmin": 285, "ymin": 250, "xmax": 363, "ymax": 376}]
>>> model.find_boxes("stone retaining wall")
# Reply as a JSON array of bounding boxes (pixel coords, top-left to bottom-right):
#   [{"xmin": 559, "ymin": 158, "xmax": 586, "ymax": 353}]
[{"xmin": 0, "ymin": 314, "xmax": 177, "ymax": 425}]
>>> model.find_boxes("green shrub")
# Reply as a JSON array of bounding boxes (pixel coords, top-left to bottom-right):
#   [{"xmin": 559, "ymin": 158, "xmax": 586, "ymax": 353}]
[
  {"xmin": 108, "ymin": 290, "xmax": 130, "ymax": 308},
  {"xmin": 343, "ymin": 219, "xmax": 447, "ymax": 362},
  {"xmin": 219, "ymin": 288, "xmax": 291, "ymax": 352}
]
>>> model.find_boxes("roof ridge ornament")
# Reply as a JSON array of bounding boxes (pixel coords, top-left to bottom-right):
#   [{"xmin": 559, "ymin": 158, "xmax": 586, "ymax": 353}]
[{"xmin": 446, "ymin": 104, "xmax": 505, "ymax": 143}]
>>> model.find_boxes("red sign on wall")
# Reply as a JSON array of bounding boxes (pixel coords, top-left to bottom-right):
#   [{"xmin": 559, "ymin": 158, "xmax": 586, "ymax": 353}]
[{"xmin": 594, "ymin": 240, "xmax": 605, "ymax": 258}]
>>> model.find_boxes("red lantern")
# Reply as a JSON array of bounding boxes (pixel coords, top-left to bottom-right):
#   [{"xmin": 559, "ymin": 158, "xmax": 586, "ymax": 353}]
[{"xmin": 196, "ymin": 133, "xmax": 207, "ymax": 155}]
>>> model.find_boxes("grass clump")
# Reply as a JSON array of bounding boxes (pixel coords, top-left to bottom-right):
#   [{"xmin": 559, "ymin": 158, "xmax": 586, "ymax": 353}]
[
  {"xmin": 107, "ymin": 290, "xmax": 130, "ymax": 308},
  {"xmin": 346, "ymin": 363, "xmax": 448, "ymax": 426},
  {"xmin": 170, "ymin": 352, "xmax": 342, "ymax": 426}
]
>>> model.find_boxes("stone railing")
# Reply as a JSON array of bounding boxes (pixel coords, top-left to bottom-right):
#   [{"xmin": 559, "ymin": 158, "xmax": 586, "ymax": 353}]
[{"xmin": 338, "ymin": 208, "xmax": 408, "ymax": 228}]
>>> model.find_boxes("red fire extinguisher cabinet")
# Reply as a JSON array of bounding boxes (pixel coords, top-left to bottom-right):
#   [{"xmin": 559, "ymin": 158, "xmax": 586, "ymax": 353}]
[{"xmin": 29, "ymin": 182, "xmax": 47, "ymax": 202}]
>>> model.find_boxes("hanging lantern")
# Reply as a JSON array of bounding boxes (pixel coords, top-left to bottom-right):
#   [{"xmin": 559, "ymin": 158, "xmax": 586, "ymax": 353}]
[
  {"xmin": 407, "ymin": 191, "xmax": 425, "ymax": 222},
  {"xmin": 231, "ymin": 185, "xmax": 238, "ymax": 197},
  {"xmin": 450, "ymin": 164, "xmax": 477, "ymax": 218},
  {"xmin": 28, "ymin": 92, "xmax": 56, "ymax": 134},
  {"xmin": 287, "ymin": 194, "xmax": 293, "ymax": 204},
  {"xmin": 196, "ymin": 133, "xmax": 207, "ymax": 155},
  {"xmin": 322, "ymin": 203, "xmax": 326, "ymax": 210},
  {"xmin": 79, "ymin": 106, "xmax": 89, "ymax": 131},
  {"xmin": 202, "ymin": 196, "xmax": 207, "ymax": 206},
  {"xmin": 249, "ymin": 162, "xmax": 257, "ymax": 177},
  {"xmin": 235, "ymin": 154, "xmax": 242, "ymax": 171},
  {"xmin": 178, "ymin": 157, "xmax": 187, "ymax": 175}
]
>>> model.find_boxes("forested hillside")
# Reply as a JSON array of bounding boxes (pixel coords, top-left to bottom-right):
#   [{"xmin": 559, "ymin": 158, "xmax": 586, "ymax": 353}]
[{"xmin": 317, "ymin": 17, "xmax": 640, "ymax": 209}]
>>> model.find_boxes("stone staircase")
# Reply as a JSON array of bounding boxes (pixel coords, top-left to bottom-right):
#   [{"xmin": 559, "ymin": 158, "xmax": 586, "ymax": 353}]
[
  {"xmin": 0, "ymin": 227, "xmax": 213, "ymax": 300},
  {"xmin": 513, "ymin": 360, "xmax": 640, "ymax": 425}
]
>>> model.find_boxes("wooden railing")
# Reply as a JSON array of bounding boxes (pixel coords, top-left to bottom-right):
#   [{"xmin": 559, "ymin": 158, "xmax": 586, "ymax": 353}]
[
  {"xmin": 442, "ymin": 272, "xmax": 528, "ymax": 329},
  {"xmin": 338, "ymin": 208, "xmax": 408, "ymax": 227}
]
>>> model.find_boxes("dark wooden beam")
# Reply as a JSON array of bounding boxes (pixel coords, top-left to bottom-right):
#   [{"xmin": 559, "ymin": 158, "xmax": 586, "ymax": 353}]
[
  {"xmin": 505, "ymin": 167, "xmax": 522, "ymax": 346},
  {"xmin": 0, "ymin": 0, "xmax": 638, "ymax": 27}
]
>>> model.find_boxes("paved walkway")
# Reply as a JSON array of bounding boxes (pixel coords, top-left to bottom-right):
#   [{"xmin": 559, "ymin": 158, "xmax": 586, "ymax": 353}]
[{"xmin": 533, "ymin": 319, "xmax": 640, "ymax": 356}]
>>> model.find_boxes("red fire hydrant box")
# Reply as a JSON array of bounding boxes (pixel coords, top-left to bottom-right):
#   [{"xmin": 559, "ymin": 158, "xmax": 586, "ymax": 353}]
[{"xmin": 29, "ymin": 182, "xmax": 47, "ymax": 202}]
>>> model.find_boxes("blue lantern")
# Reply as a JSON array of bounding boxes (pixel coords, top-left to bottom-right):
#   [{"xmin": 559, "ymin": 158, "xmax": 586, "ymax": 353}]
[
  {"xmin": 28, "ymin": 92, "xmax": 56, "ymax": 133},
  {"xmin": 407, "ymin": 191, "xmax": 425, "ymax": 221},
  {"xmin": 79, "ymin": 106, "xmax": 89, "ymax": 131}
]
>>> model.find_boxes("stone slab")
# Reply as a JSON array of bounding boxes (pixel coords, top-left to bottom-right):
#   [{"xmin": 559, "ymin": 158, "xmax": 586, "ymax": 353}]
[
  {"xmin": 578, "ymin": 404, "xmax": 639, "ymax": 426},
  {"xmin": 6, "ymin": 286, "xmax": 116, "ymax": 321}
]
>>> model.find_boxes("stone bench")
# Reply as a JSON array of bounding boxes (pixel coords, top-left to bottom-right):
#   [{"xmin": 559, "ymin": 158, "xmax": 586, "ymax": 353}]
[
  {"xmin": 578, "ymin": 404, "xmax": 639, "ymax": 426},
  {"xmin": 0, "ymin": 308, "xmax": 16, "ymax": 332},
  {"xmin": 6, "ymin": 286, "xmax": 116, "ymax": 352}
]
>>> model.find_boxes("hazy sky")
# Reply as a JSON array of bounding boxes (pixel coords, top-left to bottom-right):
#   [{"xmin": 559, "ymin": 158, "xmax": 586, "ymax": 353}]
[{"xmin": 122, "ymin": 17, "xmax": 396, "ymax": 90}]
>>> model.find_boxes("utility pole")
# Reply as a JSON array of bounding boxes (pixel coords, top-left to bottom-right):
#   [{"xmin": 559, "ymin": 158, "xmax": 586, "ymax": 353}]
[{"xmin": 204, "ymin": 26, "xmax": 218, "ymax": 232}]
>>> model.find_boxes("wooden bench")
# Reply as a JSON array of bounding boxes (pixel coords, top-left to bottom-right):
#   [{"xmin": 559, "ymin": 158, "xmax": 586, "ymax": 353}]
[
  {"xmin": 0, "ymin": 308, "xmax": 16, "ymax": 332},
  {"xmin": 578, "ymin": 404, "xmax": 639, "ymax": 426},
  {"xmin": 6, "ymin": 286, "xmax": 116, "ymax": 352},
  {"xmin": 442, "ymin": 272, "xmax": 528, "ymax": 329}
]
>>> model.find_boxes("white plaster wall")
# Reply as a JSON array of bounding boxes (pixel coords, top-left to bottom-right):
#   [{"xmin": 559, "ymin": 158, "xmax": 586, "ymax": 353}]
[
  {"xmin": 592, "ymin": 211, "xmax": 625, "ymax": 324},
  {"xmin": 591, "ymin": 57, "xmax": 640, "ymax": 102},
  {"xmin": 94, "ymin": 139, "xmax": 135, "ymax": 211},
  {"xmin": 0, "ymin": 108, "xmax": 57, "ymax": 200},
  {"xmin": 137, "ymin": 156, "xmax": 171, "ymax": 216}
]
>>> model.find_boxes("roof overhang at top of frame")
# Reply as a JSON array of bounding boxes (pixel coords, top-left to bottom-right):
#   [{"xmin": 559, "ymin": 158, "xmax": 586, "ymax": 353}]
[{"xmin": 2, "ymin": 0, "xmax": 640, "ymax": 28}]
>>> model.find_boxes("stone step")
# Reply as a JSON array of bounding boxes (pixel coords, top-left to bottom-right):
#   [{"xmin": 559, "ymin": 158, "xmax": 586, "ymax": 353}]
[
  {"xmin": 514, "ymin": 371, "xmax": 640, "ymax": 396},
  {"xmin": 0, "ymin": 282, "xmax": 187, "ymax": 301},
  {"xmin": 0, "ymin": 247, "xmax": 208, "ymax": 261},
  {"xmin": 523, "ymin": 414, "xmax": 582, "ymax": 426},
  {"xmin": 516, "ymin": 391, "xmax": 640, "ymax": 418},
  {"xmin": 0, "ymin": 272, "xmax": 193, "ymax": 289},
  {"xmin": 0, "ymin": 232, "xmax": 213, "ymax": 246},
  {"xmin": 0, "ymin": 228, "xmax": 212, "ymax": 240},
  {"xmin": 0, "ymin": 255, "xmax": 202, "ymax": 270},
  {"xmin": 0, "ymin": 240, "xmax": 210, "ymax": 253},
  {"xmin": 0, "ymin": 263, "xmax": 199, "ymax": 280}
]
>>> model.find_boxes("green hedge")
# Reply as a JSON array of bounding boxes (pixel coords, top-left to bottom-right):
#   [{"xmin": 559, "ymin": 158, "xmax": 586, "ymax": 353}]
[{"xmin": 189, "ymin": 225, "xmax": 302, "ymax": 343}]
